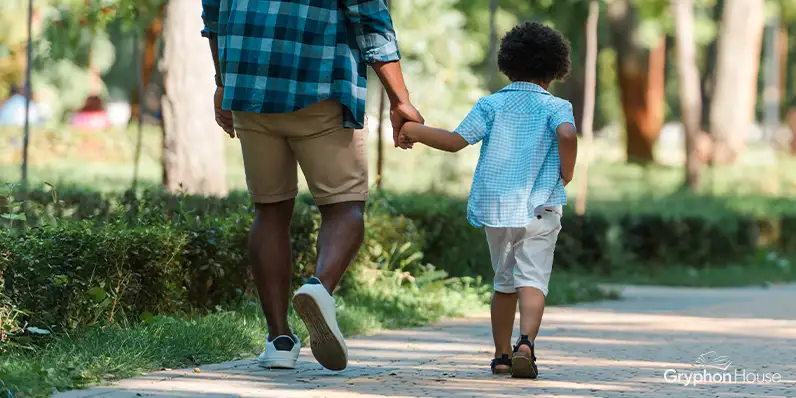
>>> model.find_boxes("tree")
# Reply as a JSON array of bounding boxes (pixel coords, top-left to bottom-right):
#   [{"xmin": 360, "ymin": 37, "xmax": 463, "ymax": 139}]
[
  {"xmin": 44, "ymin": 0, "xmax": 228, "ymax": 195},
  {"xmin": 606, "ymin": 0, "xmax": 666, "ymax": 164},
  {"xmin": 486, "ymin": 0, "xmax": 499, "ymax": 92},
  {"xmin": 699, "ymin": 0, "xmax": 723, "ymax": 133},
  {"xmin": 708, "ymin": 0, "xmax": 765, "ymax": 163},
  {"xmin": 575, "ymin": 0, "xmax": 599, "ymax": 215},
  {"xmin": 160, "ymin": 0, "xmax": 227, "ymax": 196},
  {"xmin": 673, "ymin": 0, "xmax": 703, "ymax": 190}
]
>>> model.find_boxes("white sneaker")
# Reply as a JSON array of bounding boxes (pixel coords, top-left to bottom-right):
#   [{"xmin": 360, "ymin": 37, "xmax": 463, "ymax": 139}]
[
  {"xmin": 292, "ymin": 277, "xmax": 347, "ymax": 371},
  {"xmin": 257, "ymin": 334, "xmax": 300, "ymax": 369}
]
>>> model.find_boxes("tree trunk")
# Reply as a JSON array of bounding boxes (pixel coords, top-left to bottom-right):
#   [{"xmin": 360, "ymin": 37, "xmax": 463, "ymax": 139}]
[
  {"xmin": 778, "ymin": 24, "xmax": 788, "ymax": 110},
  {"xmin": 789, "ymin": 108, "xmax": 796, "ymax": 155},
  {"xmin": 376, "ymin": 90, "xmax": 386, "ymax": 188},
  {"xmin": 708, "ymin": 0, "xmax": 765, "ymax": 164},
  {"xmin": 487, "ymin": 0, "xmax": 499, "ymax": 92},
  {"xmin": 131, "ymin": 8, "xmax": 164, "ymax": 120},
  {"xmin": 673, "ymin": 0, "xmax": 703, "ymax": 190},
  {"xmin": 560, "ymin": 64, "xmax": 585, "ymax": 134},
  {"xmin": 763, "ymin": 18, "xmax": 782, "ymax": 143},
  {"xmin": 607, "ymin": 0, "xmax": 666, "ymax": 164},
  {"xmin": 160, "ymin": 0, "xmax": 228, "ymax": 196},
  {"xmin": 575, "ymin": 0, "xmax": 599, "ymax": 216},
  {"xmin": 700, "ymin": 0, "xmax": 723, "ymax": 133}
]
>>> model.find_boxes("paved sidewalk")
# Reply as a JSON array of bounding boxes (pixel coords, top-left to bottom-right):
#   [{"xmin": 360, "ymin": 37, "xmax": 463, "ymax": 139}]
[{"xmin": 59, "ymin": 285, "xmax": 796, "ymax": 398}]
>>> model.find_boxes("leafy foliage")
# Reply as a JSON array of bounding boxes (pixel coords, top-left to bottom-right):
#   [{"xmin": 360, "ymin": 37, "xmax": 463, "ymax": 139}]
[{"xmin": 381, "ymin": 0, "xmax": 487, "ymax": 129}]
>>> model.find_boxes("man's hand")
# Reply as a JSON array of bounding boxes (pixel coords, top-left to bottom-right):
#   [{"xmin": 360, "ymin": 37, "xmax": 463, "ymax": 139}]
[
  {"xmin": 390, "ymin": 102, "xmax": 423, "ymax": 149},
  {"xmin": 214, "ymin": 86, "xmax": 235, "ymax": 138}
]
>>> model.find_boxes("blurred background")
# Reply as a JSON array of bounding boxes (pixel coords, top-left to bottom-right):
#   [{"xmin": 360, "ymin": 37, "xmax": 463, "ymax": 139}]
[
  {"xmin": 1, "ymin": 0, "xmax": 796, "ymax": 200},
  {"xmin": 1, "ymin": 1, "xmax": 796, "ymax": 395}
]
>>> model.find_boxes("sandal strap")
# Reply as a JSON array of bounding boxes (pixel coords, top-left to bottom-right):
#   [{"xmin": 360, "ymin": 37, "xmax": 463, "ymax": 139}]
[
  {"xmin": 513, "ymin": 336, "xmax": 537, "ymax": 361},
  {"xmin": 490, "ymin": 354, "xmax": 511, "ymax": 368}
]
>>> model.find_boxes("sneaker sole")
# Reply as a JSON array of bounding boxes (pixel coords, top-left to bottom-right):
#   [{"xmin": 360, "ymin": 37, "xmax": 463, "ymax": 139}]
[
  {"xmin": 511, "ymin": 356, "xmax": 538, "ymax": 379},
  {"xmin": 257, "ymin": 358, "xmax": 297, "ymax": 369},
  {"xmin": 292, "ymin": 292, "xmax": 347, "ymax": 371}
]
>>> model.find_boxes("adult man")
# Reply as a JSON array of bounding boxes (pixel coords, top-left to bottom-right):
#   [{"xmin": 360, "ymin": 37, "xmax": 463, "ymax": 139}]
[{"xmin": 201, "ymin": 0, "xmax": 422, "ymax": 371}]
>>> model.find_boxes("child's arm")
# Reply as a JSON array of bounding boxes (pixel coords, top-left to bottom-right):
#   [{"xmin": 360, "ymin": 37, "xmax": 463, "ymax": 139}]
[
  {"xmin": 400, "ymin": 122, "xmax": 469, "ymax": 153},
  {"xmin": 556, "ymin": 123, "xmax": 578, "ymax": 186}
]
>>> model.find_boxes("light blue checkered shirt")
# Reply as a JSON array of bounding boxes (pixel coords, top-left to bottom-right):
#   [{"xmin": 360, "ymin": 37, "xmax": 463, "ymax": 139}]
[{"xmin": 456, "ymin": 82, "xmax": 576, "ymax": 228}]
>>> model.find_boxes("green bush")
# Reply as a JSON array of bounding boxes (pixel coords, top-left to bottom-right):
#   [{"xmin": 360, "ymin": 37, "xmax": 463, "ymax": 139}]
[
  {"xmin": 0, "ymin": 198, "xmax": 427, "ymax": 335},
  {"xmin": 556, "ymin": 213, "xmax": 612, "ymax": 272},
  {"xmin": 383, "ymin": 193, "xmax": 492, "ymax": 277},
  {"xmin": 5, "ymin": 222, "xmax": 188, "ymax": 330},
  {"xmin": 5, "ymin": 185, "xmax": 775, "ymax": 279},
  {"xmin": 619, "ymin": 215, "xmax": 758, "ymax": 267},
  {"xmin": 781, "ymin": 216, "xmax": 796, "ymax": 254},
  {"xmin": 383, "ymin": 193, "xmax": 614, "ymax": 276}
]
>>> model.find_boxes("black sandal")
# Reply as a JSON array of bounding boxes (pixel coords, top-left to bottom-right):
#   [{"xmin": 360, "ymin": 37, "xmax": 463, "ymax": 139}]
[
  {"xmin": 490, "ymin": 354, "xmax": 512, "ymax": 375},
  {"xmin": 511, "ymin": 335, "xmax": 538, "ymax": 379}
]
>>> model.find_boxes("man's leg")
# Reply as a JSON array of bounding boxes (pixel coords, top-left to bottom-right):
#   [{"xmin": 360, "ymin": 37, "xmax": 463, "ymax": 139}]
[
  {"xmin": 287, "ymin": 100, "xmax": 369, "ymax": 371},
  {"xmin": 249, "ymin": 200, "xmax": 296, "ymax": 339},
  {"xmin": 315, "ymin": 201, "xmax": 366, "ymax": 293},
  {"xmin": 233, "ymin": 111, "xmax": 302, "ymax": 369}
]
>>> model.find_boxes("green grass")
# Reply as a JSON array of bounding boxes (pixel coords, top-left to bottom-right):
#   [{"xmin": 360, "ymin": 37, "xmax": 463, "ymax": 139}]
[{"xmin": 0, "ymin": 277, "xmax": 481, "ymax": 397}]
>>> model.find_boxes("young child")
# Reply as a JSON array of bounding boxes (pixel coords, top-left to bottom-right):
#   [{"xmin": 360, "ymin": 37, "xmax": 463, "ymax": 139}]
[{"xmin": 398, "ymin": 22, "xmax": 577, "ymax": 379}]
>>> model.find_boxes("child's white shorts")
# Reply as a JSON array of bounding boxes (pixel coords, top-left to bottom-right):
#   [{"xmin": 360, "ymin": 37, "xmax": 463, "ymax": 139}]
[{"xmin": 484, "ymin": 206, "xmax": 562, "ymax": 296}]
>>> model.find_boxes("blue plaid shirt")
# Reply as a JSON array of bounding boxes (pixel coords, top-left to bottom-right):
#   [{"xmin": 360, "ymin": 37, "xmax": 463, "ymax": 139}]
[
  {"xmin": 456, "ymin": 82, "xmax": 576, "ymax": 228},
  {"xmin": 201, "ymin": 0, "xmax": 400, "ymax": 129}
]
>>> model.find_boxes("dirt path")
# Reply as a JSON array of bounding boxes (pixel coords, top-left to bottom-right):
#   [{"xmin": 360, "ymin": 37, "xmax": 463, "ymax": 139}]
[{"xmin": 58, "ymin": 285, "xmax": 796, "ymax": 398}]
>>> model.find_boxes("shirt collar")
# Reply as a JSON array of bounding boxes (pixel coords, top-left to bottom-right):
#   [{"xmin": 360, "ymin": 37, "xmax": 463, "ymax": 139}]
[{"xmin": 499, "ymin": 81, "xmax": 550, "ymax": 95}]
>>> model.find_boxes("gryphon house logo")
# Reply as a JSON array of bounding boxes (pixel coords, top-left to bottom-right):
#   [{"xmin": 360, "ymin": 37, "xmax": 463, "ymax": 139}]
[
  {"xmin": 695, "ymin": 351, "xmax": 733, "ymax": 371},
  {"xmin": 663, "ymin": 351, "xmax": 783, "ymax": 386}
]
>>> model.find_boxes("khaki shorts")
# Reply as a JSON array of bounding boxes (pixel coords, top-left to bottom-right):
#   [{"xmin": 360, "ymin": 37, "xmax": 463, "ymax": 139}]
[
  {"xmin": 232, "ymin": 100, "xmax": 368, "ymax": 205},
  {"xmin": 485, "ymin": 206, "xmax": 562, "ymax": 296}
]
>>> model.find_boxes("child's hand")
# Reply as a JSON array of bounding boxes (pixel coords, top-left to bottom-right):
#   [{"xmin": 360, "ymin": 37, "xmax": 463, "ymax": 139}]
[
  {"xmin": 397, "ymin": 123, "xmax": 418, "ymax": 149},
  {"xmin": 398, "ymin": 133, "xmax": 415, "ymax": 149}
]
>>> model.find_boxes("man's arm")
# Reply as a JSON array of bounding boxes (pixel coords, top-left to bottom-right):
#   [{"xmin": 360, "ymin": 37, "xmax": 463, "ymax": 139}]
[
  {"xmin": 341, "ymin": 0, "xmax": 404, "ymax": 101},
  {"xmin": 400, "ymin": 122, "xmax": 468, "ymax": 153},
  {"xmin": 202, "ymin": 0, "xmax": 233, "ymax": 136},
  {"xmin": 342, "ymin": 0, "xmax": 423, "ymax": 145},
  {"xmin": 557, "ymin": 123, "xmax": 578, "ymax": 185},
  {"xmin": 208, "ymin": 36, "xmax": 223, "ymax": 87}
]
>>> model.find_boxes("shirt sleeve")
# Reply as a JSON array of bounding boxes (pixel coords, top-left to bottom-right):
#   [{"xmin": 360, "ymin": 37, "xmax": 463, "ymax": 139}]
[
  {"xmin": 454, "ymin": 100, "xmax": 493, "ymax": 145},
  {"xmin": 201, "ymin": 0, "xmax": 221, "ymax": 38},
  {"xmin": 548, "ymin": 100, "xmax": 576, "ymax": 132},
  {"xmin": 342, "ymin": 0, "xmax": 401, "ymax": 64}
]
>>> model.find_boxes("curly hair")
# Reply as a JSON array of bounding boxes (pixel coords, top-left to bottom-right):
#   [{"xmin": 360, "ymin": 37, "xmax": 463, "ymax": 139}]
[{"xmin": 497, "ymin": 21, "xmax": 571, "ymax": 84}]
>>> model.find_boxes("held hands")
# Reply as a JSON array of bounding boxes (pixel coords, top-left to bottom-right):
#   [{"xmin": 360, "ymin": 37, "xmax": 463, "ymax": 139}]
[
  {"xmin": 214, "ymin": 86, "xmax": 235, "ymax": 138},
  {"xmin": 397, "ymin": 122, "xmax": 418, "ymax": 149},
  {"xmin": 390, "ymin": 102, "xmax": 423, "ymax": 149}
]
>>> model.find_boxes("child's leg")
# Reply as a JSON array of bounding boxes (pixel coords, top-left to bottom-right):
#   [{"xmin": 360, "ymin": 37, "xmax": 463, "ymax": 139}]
[
  {"xmin": 516, "ymin": 287, "xmax": 545, "ymax": 354},
  {"xmin": 491, "ymin": 291, "xmax": 517, "ymax": 358},
  {"xmin": 485, "ymin": 227, "xmax": 519, "ymax": 373},
  {"xmin": 511, "ymin": 207, "xmax": 561, "ymax": 378}
]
